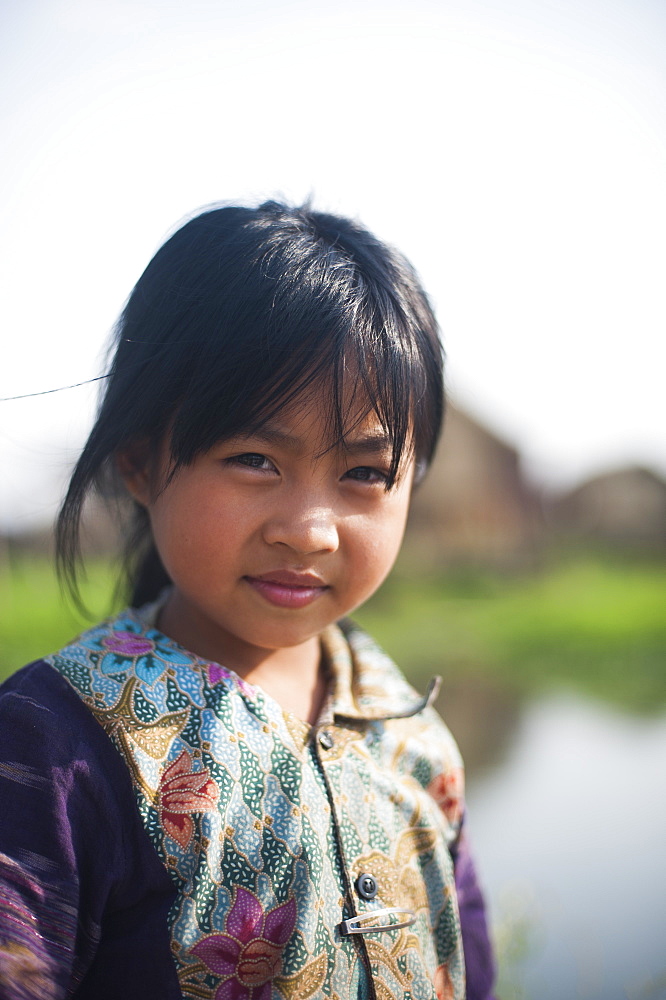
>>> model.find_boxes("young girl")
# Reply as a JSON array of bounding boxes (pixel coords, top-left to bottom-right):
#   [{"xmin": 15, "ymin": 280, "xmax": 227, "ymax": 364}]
[{"xmin": 0, "ymin": 202, "xmax": 495, "ymax": 1000}]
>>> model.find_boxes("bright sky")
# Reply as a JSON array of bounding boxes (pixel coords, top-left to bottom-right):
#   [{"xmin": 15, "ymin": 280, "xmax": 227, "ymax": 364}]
[{"xmin": 1, "ymin": 0, "xmax": 664, "ymax": 531}]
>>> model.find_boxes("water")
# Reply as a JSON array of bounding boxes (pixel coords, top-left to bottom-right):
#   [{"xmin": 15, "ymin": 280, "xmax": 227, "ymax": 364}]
[{"xmin": 465, "ymin": 692, "xmax": 666, "ymax": 1000}]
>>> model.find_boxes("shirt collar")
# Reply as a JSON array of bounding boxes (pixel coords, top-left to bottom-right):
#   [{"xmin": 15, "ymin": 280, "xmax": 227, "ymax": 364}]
[{"xmin": 320, "ymin": 620, "xmax": 440, "ymax": 724}]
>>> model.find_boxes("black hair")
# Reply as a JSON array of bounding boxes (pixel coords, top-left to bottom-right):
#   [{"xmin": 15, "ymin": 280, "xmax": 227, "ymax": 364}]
[{"xmin": 56, "ymin": 200, "xmax": 444, "ymax": 607}]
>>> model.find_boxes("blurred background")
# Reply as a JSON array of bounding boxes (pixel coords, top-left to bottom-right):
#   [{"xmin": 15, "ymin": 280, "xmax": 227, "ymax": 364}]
[{"xmin": 1, "ymin": 1, "xmax": 664, "ymax": 997}]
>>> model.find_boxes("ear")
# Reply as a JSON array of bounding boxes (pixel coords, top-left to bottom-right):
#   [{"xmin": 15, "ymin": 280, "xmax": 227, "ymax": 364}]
[{"xmin": 115, "ymin": 441, "xmax": 154, "ymax": 507}]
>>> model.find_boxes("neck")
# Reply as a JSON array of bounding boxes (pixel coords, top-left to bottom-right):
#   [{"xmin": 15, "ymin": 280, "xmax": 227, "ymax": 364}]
[
  {"xmin": 239, "ymin": 642, "xmax": 329, "ymax": 725},
  {"xmin": 156, "ymin": 595, "xmax": 327, "ymax": 724}
]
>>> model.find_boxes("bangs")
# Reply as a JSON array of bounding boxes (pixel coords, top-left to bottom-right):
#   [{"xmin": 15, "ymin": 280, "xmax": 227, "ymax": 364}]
[
  {"xmin": 98, "ymin": 202, "xmax": 442, "ymax": 488},
  {"xmin": 165, "ymin": 250, "xmax": 428, "ymax": 487}
]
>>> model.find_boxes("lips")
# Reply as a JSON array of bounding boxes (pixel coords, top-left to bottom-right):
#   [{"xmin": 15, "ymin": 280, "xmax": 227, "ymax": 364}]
[{"xmin": 244, "ymin": 571, "xmax": 329, "ymax": 609}]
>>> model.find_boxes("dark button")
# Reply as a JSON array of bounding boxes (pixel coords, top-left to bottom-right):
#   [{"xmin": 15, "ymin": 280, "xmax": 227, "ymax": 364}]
[
  {"xmin": 318, "ymin": 730, "xmax": 334, "ymax": 750},
  {"xmin": 355, "ymin": 873, "xmax": 378, "ymax": 900}
]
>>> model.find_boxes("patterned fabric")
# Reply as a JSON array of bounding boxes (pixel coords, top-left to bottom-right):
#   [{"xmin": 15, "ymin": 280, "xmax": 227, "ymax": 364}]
[{"xmin": 41, "ymin": 604, "xmax": 467, "ymax": 1000}]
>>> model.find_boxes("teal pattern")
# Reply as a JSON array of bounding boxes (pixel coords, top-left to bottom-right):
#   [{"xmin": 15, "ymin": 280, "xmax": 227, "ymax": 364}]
[{"xmin": 46, "ymin": 602, "xmax": 466, "ymax": 1000}]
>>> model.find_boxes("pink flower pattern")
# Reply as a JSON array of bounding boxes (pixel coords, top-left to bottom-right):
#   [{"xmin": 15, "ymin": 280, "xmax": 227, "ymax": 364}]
[
  {"xmin": 207, "ymin": 663, "xmax": 255, "ymax": 699},
  {"xmin": 103, "ymin": 632, "xmax": 155, "ymax": 656},
  {"xmin": 427, "ymin": 767, "xmax": 464, "ymax": 829},
  {"xmin": 433, "ymin": 962, "xmax": 456, "ymax": 1000},
  {"xmin": 191, "ymin": 887, "xmax": 297, "ymax": 1000},
  {"xmin": 157, "ymin": 751, "xmax": 219, "ymax": 849},
  {"xmin": 96, "ymin": 628, "xmax": 192, "ymax": 684}
]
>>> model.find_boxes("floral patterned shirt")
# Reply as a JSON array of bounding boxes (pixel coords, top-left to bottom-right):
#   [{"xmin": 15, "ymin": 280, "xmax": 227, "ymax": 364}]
[{"xmin": 0, "ymin": 605, "xmax": 495, "ymax": 1000}]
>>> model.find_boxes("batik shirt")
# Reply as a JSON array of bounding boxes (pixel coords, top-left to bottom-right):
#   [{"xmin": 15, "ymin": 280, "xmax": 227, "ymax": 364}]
[{"xmin": 0, "ymin": 605, "xmax": 495, "ymax": 1000}]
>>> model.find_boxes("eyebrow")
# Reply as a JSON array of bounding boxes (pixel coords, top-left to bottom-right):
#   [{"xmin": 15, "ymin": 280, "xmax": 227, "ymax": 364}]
[
  {"xmin": 340, "ymin": 432, "xmax": 393, "ymax": 455},
  {"xmin": 236, "ymin": 425, "xmax": 393, "ymax": 455}
]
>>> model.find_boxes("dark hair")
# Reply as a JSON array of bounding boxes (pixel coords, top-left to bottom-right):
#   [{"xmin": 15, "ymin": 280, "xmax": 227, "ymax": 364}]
[{"xmin": 57, "ymin": 201, "xmax": 444, "ymax": 607}]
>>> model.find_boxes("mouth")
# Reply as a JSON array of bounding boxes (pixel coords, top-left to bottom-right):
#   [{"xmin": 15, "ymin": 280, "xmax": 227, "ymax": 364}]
[{"xmin": 244, "ymin": 571, "xmax": 329, "ymax": 609}]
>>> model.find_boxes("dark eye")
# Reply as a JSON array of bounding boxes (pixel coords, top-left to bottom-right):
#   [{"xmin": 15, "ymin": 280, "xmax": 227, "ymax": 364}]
[
  {"xmin": 228, "ymin": 453, "xmax": 275, "ymax": 471},
  {"xmin": 344, "ymin": 466, "xmax": 389, "ymax": 485}
]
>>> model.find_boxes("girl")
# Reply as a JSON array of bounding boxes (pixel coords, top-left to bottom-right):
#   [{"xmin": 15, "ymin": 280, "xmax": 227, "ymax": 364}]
[{"xmin": 0, "ymin": 202, "xmax": 495, "ymax": 1000}]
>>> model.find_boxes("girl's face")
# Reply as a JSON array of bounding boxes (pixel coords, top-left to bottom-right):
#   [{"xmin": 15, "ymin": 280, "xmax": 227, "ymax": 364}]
[{"xmin": 121, "ymin": 392, "xmax": 414, "ymax": 673}]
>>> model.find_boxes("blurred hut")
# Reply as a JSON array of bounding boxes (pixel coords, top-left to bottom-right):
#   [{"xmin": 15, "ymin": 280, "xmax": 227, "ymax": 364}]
[
  {"xmin": 403, "ymin": 404, "xmax": 543, "ymax": 569},
  {"xmin": 550, "ymin": 466, "xmax": 666, "ymax": 553}
]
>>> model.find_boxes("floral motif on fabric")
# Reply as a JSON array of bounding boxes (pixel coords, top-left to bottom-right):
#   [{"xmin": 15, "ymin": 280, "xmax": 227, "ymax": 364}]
[
  {"xmin": 93, "ymin": 625, "xmax": 193, "ymax": 684},
  {"xmin": 190, "ymin": 887, "xmax": 296, "ymax": 999},
  {"xmin": 433, "ymin": 962, "xmax": 456, "ymax": 1000},
  {"xmin": 427, "ymin": 767, "xmax": 465, "ymax": 830},
  {"xmin": 158, "ymin": 750, "xmax": 219, "ymax": 850}
]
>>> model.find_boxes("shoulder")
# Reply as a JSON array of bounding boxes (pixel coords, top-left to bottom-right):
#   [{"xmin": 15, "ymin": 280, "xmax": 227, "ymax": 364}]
[
  {"xmin": 333, "ymin": 620, "xmax": 464, "ymax": 779},
  {"xmin": 2, "ymin": 659, "xmax": 112, "ymax": 756},
  {"xmin": 0, "ymin": 658, "xmax": 140, "ymax": 846},
  {"xmin": 45, "ymin": 602, "xmax": 199, "ymax": 692},
  {"xmin": 1, "ymin": 659, "xmax": 128, "ymax": 778},
  {"xmin": 0, "ymin": 647, "xmax": 165, "ymax": 875}
]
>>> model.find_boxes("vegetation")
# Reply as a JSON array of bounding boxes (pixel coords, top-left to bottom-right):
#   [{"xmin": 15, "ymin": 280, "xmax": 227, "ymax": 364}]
[
  {"xmin": 358, "ymin": 553, "xmax": 666, "ymax": 713},
  {"xmin": 0, "ymin": 557, "xmax": 118, "ymax": 677},
  {"xmin": 1, "ymin": 553, "xmax": 664, "ymax": 712}
]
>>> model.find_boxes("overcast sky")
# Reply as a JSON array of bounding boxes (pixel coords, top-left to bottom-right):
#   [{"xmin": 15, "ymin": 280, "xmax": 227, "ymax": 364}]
[{"xmin": 1, "ymin": 0, "xmax": 664, "ymax": 531}]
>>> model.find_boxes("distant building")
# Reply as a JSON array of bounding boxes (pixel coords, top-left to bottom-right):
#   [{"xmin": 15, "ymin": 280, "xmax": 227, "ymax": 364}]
[
  {"xmin": 550, "ymin": 466, "xmax": 666, "ymax": 551},
  {"xmin": 404, "ymin": 405, "xmax": 544, "ymax": 567}
]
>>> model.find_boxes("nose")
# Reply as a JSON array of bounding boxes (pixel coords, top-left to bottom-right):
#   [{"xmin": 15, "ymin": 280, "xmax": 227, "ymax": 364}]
[{"xmin": 262, "ymin": 498, "xmax": 340, "ymax": 556}]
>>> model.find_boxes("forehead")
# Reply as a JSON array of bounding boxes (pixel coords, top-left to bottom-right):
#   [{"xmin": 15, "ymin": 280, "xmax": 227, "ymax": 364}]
[{"xmin": 242, "ymin": 389, "xmax": 394, "ymax": 454}]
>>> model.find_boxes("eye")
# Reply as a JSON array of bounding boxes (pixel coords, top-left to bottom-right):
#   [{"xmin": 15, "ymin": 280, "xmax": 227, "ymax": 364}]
[
  {"xmin": 344, "ymin": 466, "xmax": 390, "ymax": 485},
  {"xmin": 227, "ymin": 452, "xmax": 277, "ymax": 472}
]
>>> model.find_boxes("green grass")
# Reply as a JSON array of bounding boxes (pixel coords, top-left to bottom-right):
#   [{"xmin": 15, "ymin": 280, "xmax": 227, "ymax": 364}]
[
  {"xmin": 355, "ymin": 555, "xmax": 666, "ymax": 712},
  {"xmin": 0, "ymin": 557, "xmax": 119, "ymax": 676},
  {"xmin": 1, "ymin": 553, "xmax": 664, "ymax": 711}
]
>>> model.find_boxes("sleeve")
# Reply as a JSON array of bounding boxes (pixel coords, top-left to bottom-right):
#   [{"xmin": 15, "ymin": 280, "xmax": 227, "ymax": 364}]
[
  {"xmin": 0, "ymin": 663, "xmax": 179, "ymax": 1000},
  {"xmin": 451, "ymin": 819, "xmax": 497, "ymax": 1000}
]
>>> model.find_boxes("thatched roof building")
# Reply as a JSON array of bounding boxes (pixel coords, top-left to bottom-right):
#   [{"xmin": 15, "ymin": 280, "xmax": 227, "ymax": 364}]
[
  {"xmin": 404, "ymin": 405, "xmax": 543, "ymax": 567},
  {"xmin": 550, "ymin": 466, "xmax": 666, "ymax": 551}
]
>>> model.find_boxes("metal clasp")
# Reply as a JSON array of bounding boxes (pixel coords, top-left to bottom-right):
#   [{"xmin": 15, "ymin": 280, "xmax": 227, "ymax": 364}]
[{"xmin": 338, "ymin": 907, "xmax": 417, "ymax": 936}]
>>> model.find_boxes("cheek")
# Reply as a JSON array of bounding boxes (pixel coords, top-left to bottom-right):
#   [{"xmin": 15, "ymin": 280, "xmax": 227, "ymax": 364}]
[
  {"xmin": 148, "ymin": 490, "xmax": 226, "ymax": 570},
  {"xmin": 351, "ymin": 502, "xmax": 410, "ymax": 583},
  {"xmin": 147, "ymin": 481, "xmax": 265, "ymax": 590}
]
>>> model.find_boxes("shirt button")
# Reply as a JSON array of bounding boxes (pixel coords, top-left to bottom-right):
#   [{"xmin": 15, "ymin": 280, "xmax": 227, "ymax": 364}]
[
  {"xmin": 355, "ymin": 873, "xmax": 378, "ymax": 900},
  {"xmin": 318, "ymin": 730, "xmax": 334, "ymax": 750}
]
